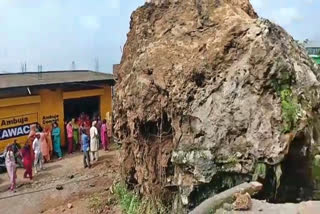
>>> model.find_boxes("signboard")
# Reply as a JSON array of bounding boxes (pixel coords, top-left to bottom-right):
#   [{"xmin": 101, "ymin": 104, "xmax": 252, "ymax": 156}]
[
  {"xmin": 0, "ymin": 113, "xmax": 38, "ymax": 152},
  {"xmin": 42, "ymin": 114, "xmax": 59, "ymax": 125}
]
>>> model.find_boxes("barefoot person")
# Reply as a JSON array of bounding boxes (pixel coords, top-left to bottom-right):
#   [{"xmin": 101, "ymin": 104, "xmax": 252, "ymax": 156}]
[
  {"xmin": 90, "ymin": 121, "xmax": 99, "ymax": 162},
  {"xmin": 52, "ymin": 122, "xmax": 62, "ymax": 159},
  {"xmin": 21, "ymin": 143, "xmax": 33, "ymax": 180},
  {"xmin": 5, "ymin": 145, "xmax": 17, "ymax": 191}
]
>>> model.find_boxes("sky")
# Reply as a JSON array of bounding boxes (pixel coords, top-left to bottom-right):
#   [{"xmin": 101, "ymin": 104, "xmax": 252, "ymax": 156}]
[{"xmin": 0, "ymin": 0, "xmax": 319, "ymax": 73}]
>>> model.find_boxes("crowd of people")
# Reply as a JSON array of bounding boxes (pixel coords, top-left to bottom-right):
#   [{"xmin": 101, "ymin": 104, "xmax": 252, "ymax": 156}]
[{"xmin": 3, "ymin": 112, "xmax": 110, "ymax": 192}]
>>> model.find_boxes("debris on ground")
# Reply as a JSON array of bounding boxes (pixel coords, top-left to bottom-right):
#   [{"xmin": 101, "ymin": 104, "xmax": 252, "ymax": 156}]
[
  {"xmin": 233, "ymin": 192, "xmax": 252, "ymax": 211},
  {"xmin": 67, "ymin": 203, "xmax": 73, "ymax": 209},
  {"xmin": 56, "ymin": 185, "xmax": 64, "ymax": 190}
]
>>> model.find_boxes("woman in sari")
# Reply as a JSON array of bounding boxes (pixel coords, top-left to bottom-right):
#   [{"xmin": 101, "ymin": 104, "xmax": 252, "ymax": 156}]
[
  {"xmin": 40, "ymin": 130, "xmax": 50, "ymax": 162},
  {"xmin": 66, "ymin": 121, "xmax": 73, "ymax": 154},
  {"xmin": 5, "ymin": 145, "xmax": 17, "ymax": 191},
  {"xmin": 21, "ymin": 143, "xmax": 33, "ymax": 180},
  {"xmin": 52, "ymin": 122, "xmax": 62, "ymax": 159},
  {"xmin": 28, "ymin": 124, "xmax": 36, "ymax": 143},
  {"xmin": 101, "ymin": 119, "xmax": 109, "ymax": 151},
  {"xmin": 44, "ymin": 125, "xmax": 53, "ymax": 159},
  {"xmin": 71, "ymin": 118, "xmax": 80, "ymax": 151}
]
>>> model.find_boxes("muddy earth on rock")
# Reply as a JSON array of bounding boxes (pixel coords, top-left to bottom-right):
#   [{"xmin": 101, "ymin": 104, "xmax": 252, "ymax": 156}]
[{"xmin": 114, "ymin": 0, "xmax": 320, "ymax": 212}]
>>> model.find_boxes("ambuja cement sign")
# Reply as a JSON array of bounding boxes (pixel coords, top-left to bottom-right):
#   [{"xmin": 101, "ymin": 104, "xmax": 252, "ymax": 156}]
[{"xmin": 0, "ymin": 113, "xmax": 38, "ymax": 141}]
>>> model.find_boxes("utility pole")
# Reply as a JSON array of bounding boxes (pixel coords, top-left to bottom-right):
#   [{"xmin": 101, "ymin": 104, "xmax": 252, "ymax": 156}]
[
  {"xmin": 95, "ymin": 58, "xmax": 99, "ymax": 72},
  {"xmin": 21, "ymin": 62, "xmax": 27, "ymax": 73},
  {"xmin": 38, "ymin": 64, "xmax": 43, "ymax": 80},
  {"xmin": 71, "ymin": 61, "xmax": 76, "ymax": 70}
]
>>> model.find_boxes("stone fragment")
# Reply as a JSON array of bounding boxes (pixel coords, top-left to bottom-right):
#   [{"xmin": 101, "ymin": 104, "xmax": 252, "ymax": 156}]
[{"xmin": 67, "ymin": 203, "xmax": 73, "ymax": 209}]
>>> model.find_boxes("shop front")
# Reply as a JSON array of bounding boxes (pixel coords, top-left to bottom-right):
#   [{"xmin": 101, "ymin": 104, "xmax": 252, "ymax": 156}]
[{"xmin": 0, "ymin": 70, "xmax": 114, "ymax": 152}]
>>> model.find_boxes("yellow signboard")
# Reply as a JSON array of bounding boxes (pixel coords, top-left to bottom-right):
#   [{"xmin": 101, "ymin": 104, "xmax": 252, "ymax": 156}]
[{"xmin": 0, "ymin": 113, "xmax": 38, "ymax": 152}]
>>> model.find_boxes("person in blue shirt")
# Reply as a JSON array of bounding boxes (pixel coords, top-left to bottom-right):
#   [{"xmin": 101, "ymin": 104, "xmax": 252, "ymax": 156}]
[{"xmin": 81, "ymin": 129, "xmax": 91, "ymax": 168}]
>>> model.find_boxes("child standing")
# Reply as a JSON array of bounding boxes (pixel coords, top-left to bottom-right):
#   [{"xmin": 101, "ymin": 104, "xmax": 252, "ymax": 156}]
[
  {"xmin": 81, "ymin": 129, "xmax": 91, "ymax": 168},
  {"xmin": 32, "ymin": 133, "xmax": 43, "ymax": 174}
]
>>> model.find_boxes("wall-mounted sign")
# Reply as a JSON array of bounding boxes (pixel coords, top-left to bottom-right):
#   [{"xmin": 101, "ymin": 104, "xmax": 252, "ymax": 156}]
[
  {"xmin": 42, "ymin": 115, "xmax": 59, "ymax": 125},
  {"xmin": 0, "ymin": 113, "xmax": 38, "ymax": 142}
]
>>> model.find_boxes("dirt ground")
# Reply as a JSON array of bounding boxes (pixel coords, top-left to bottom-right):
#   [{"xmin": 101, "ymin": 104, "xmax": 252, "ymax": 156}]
[{"xmin": 0, "ymin": 147, "xmax": 122, "ymax": 214}]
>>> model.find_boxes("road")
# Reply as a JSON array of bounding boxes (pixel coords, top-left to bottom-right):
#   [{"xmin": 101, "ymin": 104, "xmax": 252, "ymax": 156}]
[{"xmin": 0, "ymin": 149, "xmax": 121, "ymax": 214}]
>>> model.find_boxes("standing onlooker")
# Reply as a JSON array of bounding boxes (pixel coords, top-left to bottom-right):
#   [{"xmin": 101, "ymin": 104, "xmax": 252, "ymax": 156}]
[
  {"xmin": 90, "ymin": 121, "xmax": 99, "ymax": 162},
  {"xmin": 28, "ymin": 124, "xmax": 37, "ymax": 143},
  {"xmin": 66, "ymin": 121, "xmax": 73, "ymax": 154},
  {"xmin": 36, "ymin": 123, "xmax": 43, "ymax": 133},
  {"xmin": 33, "ymin": 134, "xmax": 43, "ymax": 174},
  {"xmin": 45, "ymin": 126, "xmax": 53, "ymax": 159},
  {"xmin": 71, "ymin": 118, "xmax": 80, "ymax": 151},
  {"xmin": 96, "ymin": 116, "xmax": 102, "ymax": 142},
  {"xmin": 40, "ymin": 131, "xmax": 50, "ymax": 162},
  {"xmin": 21, "ymin": 143, "xmax": 33, "ymax": 180},
  {"xmin": 5, "ymin": 145, "xmax": 17, "ymax": 191},
  {"xmin": 52, "ymin": 122, "xmax": 62, "ymax": 159},
  {"xmin": 101, "ymin": 119, "xmax": 109, "ymax": 151},
  {"xmin": 81, "ymin": 129, "xmax": 91, "ymax": 168}
]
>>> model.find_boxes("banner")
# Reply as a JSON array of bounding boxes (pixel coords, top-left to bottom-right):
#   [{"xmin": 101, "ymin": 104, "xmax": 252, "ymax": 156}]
[{"xmin": 0, "ymin": 113, "xmax": 38, "ymax": 151}]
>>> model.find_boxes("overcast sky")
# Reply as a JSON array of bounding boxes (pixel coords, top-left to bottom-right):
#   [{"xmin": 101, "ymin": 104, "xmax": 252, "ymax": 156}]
[{"xmin": 0, "ymin": 0, "xmax": 318, "ymax": 73}]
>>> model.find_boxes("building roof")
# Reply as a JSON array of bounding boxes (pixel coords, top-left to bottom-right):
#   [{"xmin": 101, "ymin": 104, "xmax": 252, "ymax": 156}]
[
  {"xmin": 304, "ymin": 41, "xmax": 320, "ymax": 48},
  {"xmin": 0, "ymin": 70, "xmax": 114, "ymax": 90}
]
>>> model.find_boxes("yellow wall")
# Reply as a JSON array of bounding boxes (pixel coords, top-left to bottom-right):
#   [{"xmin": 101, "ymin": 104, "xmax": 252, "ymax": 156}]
[
  {"xmin": 0, "ymin": 85, "xmax": 112, "ymax": 152},
  {"xmin": 39, "ymin": 89, "xmax": 65, "ymax": 145},
  {"xmin": 0, "ymin": 97, "xmax": 40, "ymax": 152}
]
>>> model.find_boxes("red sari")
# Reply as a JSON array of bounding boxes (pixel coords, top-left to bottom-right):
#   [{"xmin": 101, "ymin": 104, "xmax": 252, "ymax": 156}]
[{"xmin": 21, "ymin": 145, "xmax": 33, "ymax": 180}]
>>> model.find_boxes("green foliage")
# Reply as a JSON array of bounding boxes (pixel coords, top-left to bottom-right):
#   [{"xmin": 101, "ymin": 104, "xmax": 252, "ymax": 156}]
[
  {"xmin": 114, "ymin": 183, "xmax": 141, "ymax": 214},
  {"xmin": 271, "ymin": 71, "xmax": 292, "ymax": 95},
  {"xmin": 252, "ymin": 163, "xmax": 267, "ymax": 181},
  {"xmin": 280, "ymin": 89, "xmax": 301, "ymax": 132},
  {"xmin": 114, "ymin": 182, "xmax": 168, "ymax": 214}
]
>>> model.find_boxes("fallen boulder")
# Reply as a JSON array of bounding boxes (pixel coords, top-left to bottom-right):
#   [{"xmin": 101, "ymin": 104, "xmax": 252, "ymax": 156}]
[{"xmin": 114, "ymin": 0, "xmax": 320, "ymax": 211}]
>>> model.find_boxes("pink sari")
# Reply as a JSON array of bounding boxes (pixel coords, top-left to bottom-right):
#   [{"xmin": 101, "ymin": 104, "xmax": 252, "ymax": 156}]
[{"xmin": 101, "ymin": 124, "xmax": 109, "ymax": 150}]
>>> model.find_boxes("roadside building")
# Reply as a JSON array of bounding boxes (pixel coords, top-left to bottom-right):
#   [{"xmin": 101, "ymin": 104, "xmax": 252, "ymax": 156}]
[
  {"xmin": 0, "ymin": 70, "xmax": 114, "ymax": 152},
  {"xmin": 304, "ymin": 40, "xmax": 320, "ymax": 64}
]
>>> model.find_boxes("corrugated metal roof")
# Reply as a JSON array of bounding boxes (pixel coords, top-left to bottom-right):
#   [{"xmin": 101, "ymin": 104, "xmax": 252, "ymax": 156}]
[{"xmin": 0, "ymin": 70, "xmax": 114, "ymax": 89}]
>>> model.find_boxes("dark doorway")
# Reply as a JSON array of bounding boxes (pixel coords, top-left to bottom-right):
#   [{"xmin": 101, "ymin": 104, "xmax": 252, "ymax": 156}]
[{"xmin": 64, "ymin": 96, "xmax": 100, "ymax": 122}]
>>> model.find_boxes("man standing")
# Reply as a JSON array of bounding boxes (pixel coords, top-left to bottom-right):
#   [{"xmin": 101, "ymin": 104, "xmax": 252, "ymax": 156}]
[
  {"xmin": 81, "ymin": 129, "xmax": 91, "ymax": 168},
  {"xmin": 90, "ymin": 121, "xmax": 99, "ymax": 162},
  {"xmin": 32, "ymin": 133, "xmax": 43, "ymax": 174}
]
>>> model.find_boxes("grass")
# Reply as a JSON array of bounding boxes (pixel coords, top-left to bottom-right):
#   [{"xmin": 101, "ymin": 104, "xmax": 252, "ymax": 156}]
[
  {"xmin": 114, "ymin": 182, "xmax": 141, "ymax": 214},
  {"xmin": 280, "ymin": 89, "xmax": 300, "ymax": 132},
  {"xmin": 113, "ymin": 182, "xmax": 169, "ymax": 214},
  {"xmin": 271, "ymin": 70, "xmax": 301, "ymax": 133}
]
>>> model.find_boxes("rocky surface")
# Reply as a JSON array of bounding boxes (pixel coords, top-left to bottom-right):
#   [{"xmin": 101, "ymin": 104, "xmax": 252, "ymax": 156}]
[
  {"xmin": 216, "ymin": 200, "xmax": 320, "ymax": 214},
  {"xmin": 114, "ymin": 0, "xmax": 320, "ymax": 212}
]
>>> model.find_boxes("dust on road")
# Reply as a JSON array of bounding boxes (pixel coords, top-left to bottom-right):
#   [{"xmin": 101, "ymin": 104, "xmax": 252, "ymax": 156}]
[{"xmin": 0, "ymin": 149, "xmax": 121, "ymax": 214}]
